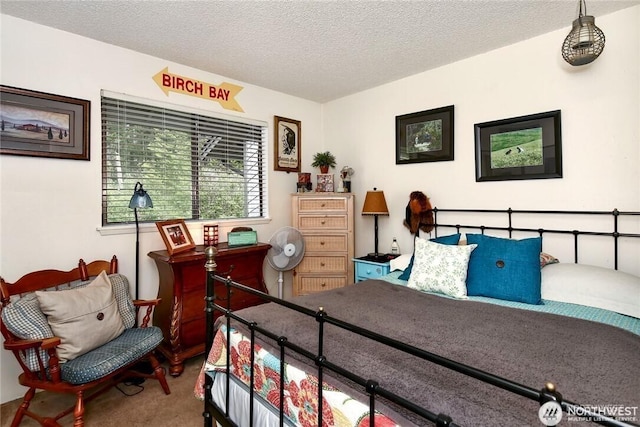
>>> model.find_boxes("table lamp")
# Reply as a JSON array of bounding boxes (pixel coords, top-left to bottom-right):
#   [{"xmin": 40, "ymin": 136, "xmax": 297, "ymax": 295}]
[{"xmin": 361, "ymin": 187, "xmax": 389, "ymax": 261}]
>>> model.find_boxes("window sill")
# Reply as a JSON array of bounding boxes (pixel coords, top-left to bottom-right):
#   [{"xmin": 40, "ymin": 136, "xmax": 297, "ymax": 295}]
[{"xmin": 97, "ymin": 217, "xmax": 272, "ymax": 236}]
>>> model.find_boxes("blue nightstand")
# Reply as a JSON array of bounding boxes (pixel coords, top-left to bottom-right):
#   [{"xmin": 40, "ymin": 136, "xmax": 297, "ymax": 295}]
[{"xmin": 353, "ymin": 256, "xmax": 393, "ymax": 282}]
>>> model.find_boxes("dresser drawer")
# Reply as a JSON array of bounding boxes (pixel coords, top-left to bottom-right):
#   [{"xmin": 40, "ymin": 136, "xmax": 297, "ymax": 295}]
[
  {"xmin": 297, "ymin": 255, "xmax": 347, "ymax": 273},
  {"xmin": 304, "ymin": 234, "xmax": 348, "ymax": 252},
  {"xmin": 298, "ymin": 215, "xmax": 348, "ymax": 230},
  {"xmin": 298, "ymin": 197, "xmax": 347, "ymax": 212},
  {"xmin": 296, "ymin": 275, "xmax": 349, "ymax": 294}
]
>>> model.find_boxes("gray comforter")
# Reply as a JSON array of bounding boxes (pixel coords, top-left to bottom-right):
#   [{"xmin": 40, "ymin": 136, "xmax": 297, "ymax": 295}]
[{"xmin": 221, "ymin": 280, "xmax": 640, "ymax": 426}]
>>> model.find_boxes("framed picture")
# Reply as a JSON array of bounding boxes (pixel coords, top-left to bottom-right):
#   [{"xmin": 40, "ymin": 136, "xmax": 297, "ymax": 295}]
[
  {"xmin": 474, "ymin": 110, "xmax": 562, "ymax": 182},
  {"xmin": 316, "ymin": 173, "xmax": 334, "ymax": 192},
  {"xmin": 396, "ymin": 105, "xmax": 454, "ymax": 164},
  {"xmin": 0, "ymin": 85, "xmax": 90, "ymax": 160},
  {"xmin": 274, "ymin": 115, "xmax": 301, "ymax": 173},
  {"xmin": 156, "ymin": 219, "xmax": 196, "ymax": 255}
]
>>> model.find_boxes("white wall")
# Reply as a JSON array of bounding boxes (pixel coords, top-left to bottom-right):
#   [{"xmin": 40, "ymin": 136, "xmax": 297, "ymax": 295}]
[
  {"xmin": 1, "ymin": 6, "xmax": 639, "ymax": 404},
  {"xmin": 0, "ymin": 14, "xmax": 322, "ymax": 403},
  {"xmin": 324, "ymin": 6, "xmax": 639, "ymax": 273}
]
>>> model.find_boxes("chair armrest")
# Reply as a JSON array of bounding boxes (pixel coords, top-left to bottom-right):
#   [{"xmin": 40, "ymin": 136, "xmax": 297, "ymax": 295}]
[
  {"xmin": 133, "ymin": 298, "xmax": 162, "ymax": 328},
  {"xmin": 4, "ymin": 336, "xmax": 61, "ymax": 352},
  {"xmin": 4, "ymin": 337, "xmax": 63, "ymax": 382}
]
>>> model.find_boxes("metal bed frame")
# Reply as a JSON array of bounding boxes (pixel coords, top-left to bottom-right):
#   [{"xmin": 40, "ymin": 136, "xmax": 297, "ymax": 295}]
[{"xmin": 202, "ymin": 208, "xmax": 640, "ymax": 427}]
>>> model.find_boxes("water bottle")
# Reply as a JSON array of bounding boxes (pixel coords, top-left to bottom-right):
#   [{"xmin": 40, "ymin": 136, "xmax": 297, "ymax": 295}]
[{"xmin": 391, "ymin": 238, "xmax": 400, "ymax": 255}]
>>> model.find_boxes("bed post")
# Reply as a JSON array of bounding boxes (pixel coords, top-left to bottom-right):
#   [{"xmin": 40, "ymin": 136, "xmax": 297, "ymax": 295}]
[{"xmin": 203, "ymin": 246, "xmax": 218, "ymax": 427}]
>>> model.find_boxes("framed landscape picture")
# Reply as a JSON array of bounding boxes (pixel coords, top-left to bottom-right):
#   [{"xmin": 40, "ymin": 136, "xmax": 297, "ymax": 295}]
[
  {"xmin": 0, "ymin": 85, "xmax": 90, "ymax": 160},
  {"xmin": 396, "ymin": 105, "xmax": 454, "ymax": 164},
  {"xmin": 474, "ymin": 110, "xmax": 562, "ymax": 182}
]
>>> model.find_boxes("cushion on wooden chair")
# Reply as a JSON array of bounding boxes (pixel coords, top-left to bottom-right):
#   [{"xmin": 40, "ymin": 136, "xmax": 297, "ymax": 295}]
[
  {"xmin": 61, "ymin": 326, "xmax": 164, "ymax": 384},
  {"xmin": 36, "ymin": 271, "xmax": 125, "ymax": 362},
  {"xmin": 1, "ymin": 272, "xmax": 137, "ymax": 370}
]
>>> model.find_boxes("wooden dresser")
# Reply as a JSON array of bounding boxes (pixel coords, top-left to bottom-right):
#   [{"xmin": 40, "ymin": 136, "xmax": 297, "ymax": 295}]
[
  {"xmin": 291, "ymin": 193, "xmax": 354, "ymax": 296},
  {"xmin": 148, "ymin": 243, "xmax": 270, "ymax": 376}
]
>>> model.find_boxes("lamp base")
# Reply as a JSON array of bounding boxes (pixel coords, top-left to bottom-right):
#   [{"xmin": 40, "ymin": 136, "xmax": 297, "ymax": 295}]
[{"xmin": 366, "ymin": 252, "xmax": 390, "ymax": 262}]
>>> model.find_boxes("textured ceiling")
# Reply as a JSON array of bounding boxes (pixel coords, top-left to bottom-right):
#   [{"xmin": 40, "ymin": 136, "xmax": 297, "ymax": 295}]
[{"xmin": 1, "ymin": 0, "xmax": 638, "ymax": 103}]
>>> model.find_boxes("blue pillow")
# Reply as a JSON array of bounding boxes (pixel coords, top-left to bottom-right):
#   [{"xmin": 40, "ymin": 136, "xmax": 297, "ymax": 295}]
[
  {"xmin": 466, "ymin": 234, "xmax": 542, "ymax": 304},
  {"xmin": 398, "ymin": 233, "xmax": 461, "ymax": 281}
]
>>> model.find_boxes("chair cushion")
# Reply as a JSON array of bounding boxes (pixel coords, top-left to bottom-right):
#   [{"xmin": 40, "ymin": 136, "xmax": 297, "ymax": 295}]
[
  {"xmin": 60, "ymin": 326, "xmax": 164, "ymax": 384},
  {"xmin": 36, "ymin": 271, "xmax": 125, "ymax": 362}
]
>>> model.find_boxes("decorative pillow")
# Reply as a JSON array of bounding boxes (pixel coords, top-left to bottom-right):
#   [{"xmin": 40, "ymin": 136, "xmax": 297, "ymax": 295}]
[
  {"xmin": 106, "ymin": 274, "xmax": 136, "ymax": 329},
  {"xmin": 541, "ymin": 263, "xmax": 640, "ymax": 318},
  {"xmin": 540, "ymin": 252, "xmax": 559, "ymax": 268},
  {"xmin": 36, "ymin": 271, "xmax": 125, "ymax": 362},
  {"xmin": 407, "ymin": 237, "xmax": 477, "ymax": 299},
  {"xmin": 1, "ymin": 293, "xmax": 54, "ymax": 371},
  {"xmin": 466, "ymin": 234, "xmax": 542, "ymax": 305},
  {"xmin": 399, "ymin": 233, "xmax": 461, "ymax": 281}
]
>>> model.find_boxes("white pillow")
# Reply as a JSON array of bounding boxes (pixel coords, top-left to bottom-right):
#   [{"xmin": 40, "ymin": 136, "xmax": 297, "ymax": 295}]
[
  {"xmin": 390, "ymin": 254, "xmax": 412, "ymax": 272},
  {"xmin": 407, "ymin": 237, "xmax": 477, "ymax": 299},
  {"xmin": 36, "ymin": 271, "xmax": 125, "ymax": 362},
  {"xmin": 541, "ymin": 263, "xmax": 640, "ymax": 318}
]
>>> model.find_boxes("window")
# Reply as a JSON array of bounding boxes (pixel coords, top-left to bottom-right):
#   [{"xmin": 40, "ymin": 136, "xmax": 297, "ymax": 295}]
[{"xmin": 101, "ymin": 91, "xmax": 268, "ymax": 226}]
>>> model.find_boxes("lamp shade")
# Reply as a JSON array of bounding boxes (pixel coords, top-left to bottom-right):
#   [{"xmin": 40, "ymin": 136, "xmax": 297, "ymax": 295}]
[
  {"xmin": 362, "ymin": 188, "xmax": 389, "ymax": 215},
  {"xmin": 129, "ymin": 182, "xmax": 153, "ymax": 209},
  {"xmin": 561, "ymin": 0, "xmax": 605, "ymax": 66}
]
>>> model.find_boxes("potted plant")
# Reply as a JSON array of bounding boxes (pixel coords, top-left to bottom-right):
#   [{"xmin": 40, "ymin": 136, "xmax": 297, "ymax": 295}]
[{"xmin": 311, "ymin": 151, "xmax": 337, "ymax": 173}]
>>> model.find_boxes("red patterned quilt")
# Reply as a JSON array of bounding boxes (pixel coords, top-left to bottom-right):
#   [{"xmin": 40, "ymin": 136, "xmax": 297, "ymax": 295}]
[{"xmin": 195, "ymin": 325, "xmax": 400, "ymax": 427}]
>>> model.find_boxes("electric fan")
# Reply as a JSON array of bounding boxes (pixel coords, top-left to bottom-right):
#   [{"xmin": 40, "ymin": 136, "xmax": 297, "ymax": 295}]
[{"xmin": 266, "ymin": 226, "xmax": 305, "ymax": 298}]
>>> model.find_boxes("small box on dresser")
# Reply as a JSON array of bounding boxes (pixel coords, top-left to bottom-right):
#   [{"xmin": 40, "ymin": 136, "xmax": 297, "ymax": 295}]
[{"xmin": 291, "ymin": 193, "xmax": 354, "ymax": 296}]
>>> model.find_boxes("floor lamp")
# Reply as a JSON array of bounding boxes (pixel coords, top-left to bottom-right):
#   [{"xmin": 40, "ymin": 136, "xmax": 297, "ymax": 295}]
[
  {"xmin": 129, "ymin": 182, "xmax": 153, "ymax": 300},
  {"xmin": 361, "ymin": 187, "xmax": 389, "ymax": 261}
]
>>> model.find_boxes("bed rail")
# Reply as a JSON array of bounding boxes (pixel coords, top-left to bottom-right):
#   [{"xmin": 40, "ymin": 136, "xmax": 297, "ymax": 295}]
[
  {"xmin": 428, "ymin": 208, "xmax": 640, "ymax": 271},
  {"xmin": 202, "ymin": 241, "xmax": 639, "ymax": 427}
]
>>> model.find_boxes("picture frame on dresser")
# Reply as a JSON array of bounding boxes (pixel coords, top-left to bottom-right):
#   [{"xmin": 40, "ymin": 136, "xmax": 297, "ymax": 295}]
[
  {"xmin": 0, "ymin": 85, "xmax": 90, "ymax": 160},
  {"xmin": 274, "ymin": 115, "xmax": 301, "ymax": 173},
  {"xmin": 155, "ymin": 219, "xmax": 195, "ymax": 255},
  {"xmin": 396, "ymin": 105, "xmax": 454, "ymax": 164},
  {"xmin": 474, "ymin": 110, "xmax": 562, "ymax": 182}
]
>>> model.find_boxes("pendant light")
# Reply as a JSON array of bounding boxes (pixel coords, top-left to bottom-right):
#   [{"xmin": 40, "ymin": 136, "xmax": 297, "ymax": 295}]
[{"xmin": 561, "ymin": 0, "xmax": 605, "ymax": 66}]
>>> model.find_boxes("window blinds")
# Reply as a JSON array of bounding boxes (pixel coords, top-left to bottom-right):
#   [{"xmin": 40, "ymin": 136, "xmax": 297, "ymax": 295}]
[{"xmin": 101, "ymin": 92, "xmax": 267, "ymax": 225}]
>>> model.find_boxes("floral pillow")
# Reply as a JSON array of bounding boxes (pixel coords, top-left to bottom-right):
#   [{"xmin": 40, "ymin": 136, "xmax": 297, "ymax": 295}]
[{"xmin": 407, "ymin": 237, "xmax": 477, "ymax": 299}]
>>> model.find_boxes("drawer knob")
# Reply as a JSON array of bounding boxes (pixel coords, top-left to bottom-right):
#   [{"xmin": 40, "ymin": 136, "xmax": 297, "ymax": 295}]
[
  {"xmin": 320, "ymin": 262, "xmax": 326, "ymax": 267},
  {"xmin": 320, "ymin": 241, "xmax": 325, "ymax": 245},
  {"xmin": 321, "ymin": 220, "xmax": 326, "ymax": 225},
  {"xmin": 321, "ymin": 283, "xmax": 326, "ymax": 287}
]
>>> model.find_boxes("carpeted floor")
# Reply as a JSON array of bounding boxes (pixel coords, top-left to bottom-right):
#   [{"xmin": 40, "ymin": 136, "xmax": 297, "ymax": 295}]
[{"xmin": 1, "ymin": 357, "xmax": 205, "ymax": 427}]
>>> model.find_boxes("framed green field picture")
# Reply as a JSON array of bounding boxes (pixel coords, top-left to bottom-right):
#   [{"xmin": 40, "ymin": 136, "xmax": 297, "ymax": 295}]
[{"xmin": 474, "ymin": 110, "xmax": 562, "ymax": 182}]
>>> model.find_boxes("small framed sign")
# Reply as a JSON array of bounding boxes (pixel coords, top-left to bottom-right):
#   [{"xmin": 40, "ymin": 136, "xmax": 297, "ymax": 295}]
[
  {"xmin": 227, "ymin": 230, "xmax": 258, "ymax": 247},
  {"xmin": 274, "ymin": 115, "xmax": 301, "ymax": 173}
]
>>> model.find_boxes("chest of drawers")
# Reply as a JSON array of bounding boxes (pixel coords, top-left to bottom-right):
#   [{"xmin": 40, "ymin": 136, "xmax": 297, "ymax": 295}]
[
  {"xmin": 291, "ymin": 193, "xmax": 354, "ymax": 296},
  {"xmin": 148, "ymin": 243, "xmax": 269, "ymax": 375}
]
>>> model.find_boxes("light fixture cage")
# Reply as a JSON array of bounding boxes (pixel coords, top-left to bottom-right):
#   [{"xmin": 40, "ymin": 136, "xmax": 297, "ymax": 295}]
[{"xmin": 561, "ymin": 1, "xmax": 605, "ymax": 66}]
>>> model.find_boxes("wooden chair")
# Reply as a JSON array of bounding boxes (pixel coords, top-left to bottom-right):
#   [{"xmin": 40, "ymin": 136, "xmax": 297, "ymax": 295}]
[{"xmin": 0, "ymin": 256, "xmax": 171, "ymax": 427}]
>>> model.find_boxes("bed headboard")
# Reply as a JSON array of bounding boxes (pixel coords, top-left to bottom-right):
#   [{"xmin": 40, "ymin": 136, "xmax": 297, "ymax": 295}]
[{"xmin": 427, "ymin": 208, "xmax": 640, "ymax": 276}]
